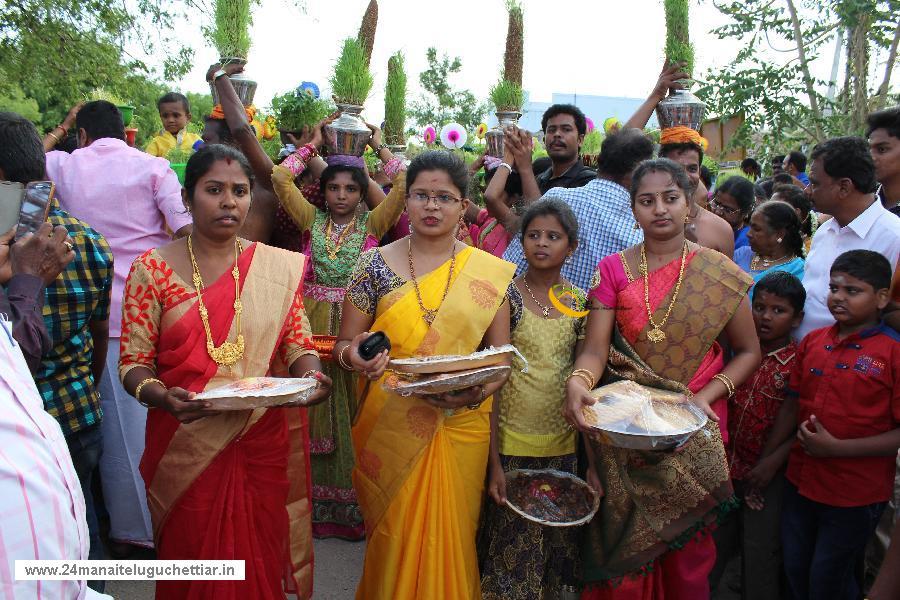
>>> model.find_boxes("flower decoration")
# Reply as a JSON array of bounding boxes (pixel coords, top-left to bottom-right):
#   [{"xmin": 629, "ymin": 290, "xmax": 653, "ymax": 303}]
[
  {"xmin": 262, "ymin": 115, "xmax": 278, "ymax": 140},
  {"xmin": 440, "ymin": 122, "xmax": 467, "ymax": 149},
  {"xmin": 298, "ymin": 81, "xmax": 320, "ymax": 98},
  {"xmin": 475, "ymin": 123, "xmax": 488, "ymax": 140},
  {"xmin": 585, "ymin": 117, "xmax": 595, "ymax": 133},
  {"xmin": 603, "ymin": 117, "xmax": 621, "ymax": 136},
  {"xmin": 423, "ymin": 125, "xmax": 436, "ymax": 144}
]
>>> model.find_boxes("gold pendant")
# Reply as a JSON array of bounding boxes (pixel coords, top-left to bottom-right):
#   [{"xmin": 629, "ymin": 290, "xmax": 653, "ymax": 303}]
[
  {"xmin": 647, "ymin": 327, "xmax": 666, "ymax": 343},
  {"xmin": 541, "ymin": 306, "xmax": 550, "ymax": 318},
  {"xmin": 423, "ymin": 310, "xmax": 436, "ymax": 325}
]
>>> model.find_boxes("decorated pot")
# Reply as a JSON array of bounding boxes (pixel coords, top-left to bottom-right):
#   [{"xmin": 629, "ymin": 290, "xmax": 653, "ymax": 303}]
[
  {"xmin": 485, "ymin": 110, "xmax": 522, "ymax": 158},
  {"xmin": 324, "ymin": 103, "xmax": 371, "ymax": 157},
  {"xmin": 210, "ymin": 58, "xmax": 257, "ymax": 107},
  {"xmin": 655, "ymin": 81, "xmax": 706, "ymax": 131}
]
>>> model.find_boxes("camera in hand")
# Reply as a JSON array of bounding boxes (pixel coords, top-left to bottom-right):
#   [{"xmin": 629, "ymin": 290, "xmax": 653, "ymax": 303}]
[{"xmin": 359, "ymin": 331, "xmax": 391, "ymax": 361}]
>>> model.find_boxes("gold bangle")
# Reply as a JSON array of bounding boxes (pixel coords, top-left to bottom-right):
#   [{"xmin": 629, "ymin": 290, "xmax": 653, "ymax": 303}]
[
  {"xmin": 713, "ymin": 373, "xmax": 735, "ymax": 398},
  {"xmin": 568, "ymin": 371, "xmax": 593, "ymax": 391},
  {"xmin": 337, "ymin": 344, "xmax": 352, "ymax": 371},
  {"xmin": 135, "ymin": 378, "xmax": 165, "ymax": 408},
  {"xmin": 570, "ymin": 368, "xmax": 596, "ymax": 389},
  {"xmin": 47, "ymin": 131, "xmax": 61, "ymax": 144}
]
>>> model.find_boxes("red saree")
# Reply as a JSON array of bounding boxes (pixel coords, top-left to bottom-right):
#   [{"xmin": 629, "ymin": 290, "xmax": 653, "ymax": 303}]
[
  {"xmin": 582, "ymin": 247, "xmax": 752, "ymax": 600},
  {"xmin": 119, "ymin": 243, "xmax": 317, "ymax": 599}
]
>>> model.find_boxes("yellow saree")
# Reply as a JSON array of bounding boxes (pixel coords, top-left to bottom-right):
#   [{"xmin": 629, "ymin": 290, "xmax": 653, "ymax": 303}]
[{"xmin": 349, "ymin": 246, "xmax": 514, "ymax": 600}]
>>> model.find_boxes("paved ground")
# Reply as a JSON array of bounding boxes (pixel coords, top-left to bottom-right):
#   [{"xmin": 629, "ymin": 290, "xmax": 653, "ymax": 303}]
[
  {"xmin": 104, "ymin": 538, "xmax": 740, "ymax": 599},
  {"xmin": 105, "ymin": 538, "xmax": 365, "ymax": 599}
]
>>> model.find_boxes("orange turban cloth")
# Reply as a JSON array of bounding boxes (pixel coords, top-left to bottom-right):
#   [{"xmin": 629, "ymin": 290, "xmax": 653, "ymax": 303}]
[{"xmin": 659, "ymin": 126, "xmax": 708, "ymax": 152}]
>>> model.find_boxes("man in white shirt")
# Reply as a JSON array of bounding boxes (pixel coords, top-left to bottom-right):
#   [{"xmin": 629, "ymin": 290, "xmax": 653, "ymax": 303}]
[
  {"xmin": 0, "ymin": 307, "xmax": 109, "ymax": 599},
  {"xmin": 796, "ymin": 136, "xmax": 900, "ymax": 340}
]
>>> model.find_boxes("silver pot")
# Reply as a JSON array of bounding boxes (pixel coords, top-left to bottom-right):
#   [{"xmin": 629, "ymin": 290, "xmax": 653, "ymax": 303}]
[
  {"xmin": 485, "ymin": 110, "xmax": 522, "ymax": 158},
  {"xmin": 655, "ymin": 81, "xmax": 706, "ymax": 131},
  {"xmin": 324, "ymin": 103, "xmax": 371, "ymax": 157},
  {"xmin": 209, "ymin": 58, "xmax": 258, "ymax": 107}
]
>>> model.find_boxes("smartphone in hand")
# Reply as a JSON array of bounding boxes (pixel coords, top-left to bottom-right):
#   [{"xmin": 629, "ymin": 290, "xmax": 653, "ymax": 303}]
[
  {"xmin": 0, "ymin": 181, "xmax": 25, "ymax": 236},
  {"xmin": 16, "ymin": 181, "xmax": 54, "ymax": 240}
]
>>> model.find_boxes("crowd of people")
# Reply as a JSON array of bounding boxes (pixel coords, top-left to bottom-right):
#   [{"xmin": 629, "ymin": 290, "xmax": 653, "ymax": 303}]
[{"xmin": 1, "ymin": 59, "xmax": 899, "ymax": 600}]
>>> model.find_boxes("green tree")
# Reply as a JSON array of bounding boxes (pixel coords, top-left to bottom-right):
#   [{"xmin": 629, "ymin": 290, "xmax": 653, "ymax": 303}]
[
  {"xmin": 409, "ymin": 48, "xmax": 489, "ymax": 133},
  {"xmin": 698, "ymin": 0, "xmax": 899, "ymax": 163}
]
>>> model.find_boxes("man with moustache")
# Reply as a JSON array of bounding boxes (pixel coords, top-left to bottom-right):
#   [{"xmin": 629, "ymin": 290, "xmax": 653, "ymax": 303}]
[{"xmin": 516, "ymin": 104, "xmax": 596, "ymax": 198}]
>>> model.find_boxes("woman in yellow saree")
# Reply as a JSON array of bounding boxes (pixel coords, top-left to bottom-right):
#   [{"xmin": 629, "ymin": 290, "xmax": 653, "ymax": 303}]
[
  {"xmin": 565, "ymin": 159, "xmax": 761, "ymax": 600},
  {"xmin": 119, "ymin": 145, "xmax": 332, "ymax": 600},
  {"xmin": 334, "ymin": 151, "xmax": 516, "ymax": 599}
]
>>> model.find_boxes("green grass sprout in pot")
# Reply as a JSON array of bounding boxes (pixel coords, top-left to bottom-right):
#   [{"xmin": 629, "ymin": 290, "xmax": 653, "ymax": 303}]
[
  {"xmin": 357, "ymin": 0, "xmax": 379, "ymax": 68},
  {"xmin": 664, "ymin": 0, "xmax": 694, "ymax": 77},
  {"xmin": 384, "ymin": 52, "xmax": 407, "ymax": 146},
  {"xmin": 330, "ymin": 38, "xmax": 375, "ymax": 106},
  {"xmin": 165, "ymin": 147, "xmax": 193, "ymax": 164},
  {"xmin": 490, "ymin": 1, "xmax": 525, "ymax": 112},
  {"xmin": 271, "ymin": 91, "xmax": 335, "ymax": 133},
  {"xmin": 85, "ymin": 88, "xmax": 127, "ymax": 106},
  {"xmin": 209, "ymin": 0, "xmax": 254, "ymax": 59}
]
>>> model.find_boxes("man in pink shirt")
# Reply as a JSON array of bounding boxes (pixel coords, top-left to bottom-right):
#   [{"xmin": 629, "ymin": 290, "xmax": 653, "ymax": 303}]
[
  {"xmin": 45, "ymin": 100, "xmax": 193, "ymax": 554},
  {"xmin": 0, "ymin": 308, "xmax": 110, "ymax": 599}
]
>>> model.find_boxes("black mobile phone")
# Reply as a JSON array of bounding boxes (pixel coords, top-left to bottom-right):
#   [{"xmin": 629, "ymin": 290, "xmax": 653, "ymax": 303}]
[
  {"xmin": 0, "ymin": 181, "xmax": 25, "ymax": 236},
  {"xmin": 359, "ymin": 331, "xmax": 391, "ymax": 361},
  {"xmin": 16, "ymin": 181, "xmax": 54, "ymax": 240}
]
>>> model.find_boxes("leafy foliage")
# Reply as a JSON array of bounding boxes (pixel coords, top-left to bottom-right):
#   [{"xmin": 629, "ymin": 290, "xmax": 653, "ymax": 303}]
[
  {"xmin": 384, "ymin": 52, "xmax": 408, "ymax": 145},
  {"xmin": 208, "ymin": 0, "xmax": 254, "ymax": 59},
  {"xmin": 664, "ymin": 0, "xmax": 694, "ymax": 76},
  {"xmin": 270, "ymin": 91, "xmax": 335, "ymax": 132},
  {"xmin": 409, "ymin": 48, "xmax": 490, "ymax": 133},
  {"xmin": 330, "ymin": 38, "xmax": 375, "ymax": 106},
  {"xmin": 698, "ymin": 0, "xmax": 900, "ymax": 164}
]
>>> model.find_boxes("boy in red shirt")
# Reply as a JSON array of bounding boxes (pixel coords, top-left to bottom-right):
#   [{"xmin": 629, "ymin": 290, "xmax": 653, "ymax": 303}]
[
  {"xmin": 712, "ymin": 271, "xmax": 805, "ymax": 599},
  {"xmin": 766, "ymin": 249, "xmax": 900, "ymax": 600}
]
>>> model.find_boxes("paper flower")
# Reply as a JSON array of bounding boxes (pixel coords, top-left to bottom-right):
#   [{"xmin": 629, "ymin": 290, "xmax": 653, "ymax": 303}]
[
  {"xmin": 298, "ymin": 81, "xmax": 320, "ymax": 98},
  {"xmin": 475, "ymin": 123, "xmax": 488, "ymax": 139},
  {"xmin": 423, "ymin": 126, "xmax": 436, "ymax": 144},
  {"xmin": 585, "ymin": 117, "xmax": 595, "ymax": 133},
  {"xmin": 440, "ymin": 123, "xmax": 467, "ymax": 149},
  {"xmin": 603, "ymin": 117, "xmax": 621, "ymax": 135}
]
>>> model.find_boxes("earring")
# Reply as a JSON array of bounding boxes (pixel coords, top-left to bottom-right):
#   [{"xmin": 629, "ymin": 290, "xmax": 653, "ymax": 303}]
[
  {"xmin": 633, "ymin": 222, "xmax": 641, "ymax": 230},
  {"xmin": 565, "ymin": 254, "xmax": 573, "ymax": 264},
  {"xmin": 777, "ymin": 237, "xmax": 783, "ymax": 243},
  {"xmin": 684, "ymin": 215, "xmax": 691, "ymax": 223}
]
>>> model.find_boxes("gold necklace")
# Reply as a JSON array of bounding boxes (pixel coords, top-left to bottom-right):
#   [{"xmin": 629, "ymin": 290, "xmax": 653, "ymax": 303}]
[
  {"xmin": 521, "ymin": 275, "xmax": 552, "ymax": 319},
  {"xmin": 750, "ymin": 252, "xmax": 794, "ymax": 271},
  {"xmin": 324, "ymin": 215, "xmax": 355, "ymax": 260},
  {"xmin": 408, "ymin": 237, "xmax": 456, "ymax": 325},
  {"xmin": 640, "ymin": 241, "xmax": 688, "ymax": 344},
  {"xmin": 188, "ymin": 235, "xmax": 245, "ymax": 367}
]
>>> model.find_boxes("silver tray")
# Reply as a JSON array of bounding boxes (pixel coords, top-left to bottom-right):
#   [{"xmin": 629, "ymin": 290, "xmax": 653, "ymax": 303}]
[
  {"xmin": 194, "ymin": 377, "xmax": 317, "ymax": 410},
  {"xmin": 383, "ymin": 365, "xmax": 510, "ymax": 396},
  {"xmin": 504, "ymin": 469, "xmax": 600, "ymax": 527},
  {"xmin": 388, "ymin": 345, "xmax": 521, "ymax": 375},
  {"xmin": 583, "ymin": 381, "xmax": 707, "ymax": 450}
]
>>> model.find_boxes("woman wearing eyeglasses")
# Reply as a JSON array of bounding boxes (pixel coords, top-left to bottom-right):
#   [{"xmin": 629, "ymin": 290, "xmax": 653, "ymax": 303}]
[
  {"xmin": 710, "ymin": 176, "xmax": 756, "ymax": 251},
  {"xmin": 334, "ymin": 150, "xmax": 515, "ymax": 600},
  {"xmin": 734, "ymin": 200, "xmax": 805, "ymax": 292}
]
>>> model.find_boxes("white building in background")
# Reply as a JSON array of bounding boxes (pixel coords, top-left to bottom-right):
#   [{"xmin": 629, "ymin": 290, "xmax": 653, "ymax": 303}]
[{"xmin": 489, "ymin": 92, "xmax": 657, "ymax": 137}]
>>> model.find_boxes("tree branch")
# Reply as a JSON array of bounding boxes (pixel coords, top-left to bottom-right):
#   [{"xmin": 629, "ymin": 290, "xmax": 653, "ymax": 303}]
[
  {"xmin": 785, "ymin": 0, "xmax": 824, "ymax": 141},
  {"xmin": 874, "ymin": 19, "xmax": 900, "ymax": 110}
]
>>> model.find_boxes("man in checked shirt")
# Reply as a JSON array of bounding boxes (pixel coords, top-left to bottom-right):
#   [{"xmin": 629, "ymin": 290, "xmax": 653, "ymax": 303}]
[{"xmin": 0, "ymin": 112, "xmax": 113, "ymax": 591}]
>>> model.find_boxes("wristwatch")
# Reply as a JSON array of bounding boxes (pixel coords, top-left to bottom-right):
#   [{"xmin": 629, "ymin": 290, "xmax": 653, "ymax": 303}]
[{"xmin": 213, "ymin": 69, "xmax": 228, "ymax": 80}]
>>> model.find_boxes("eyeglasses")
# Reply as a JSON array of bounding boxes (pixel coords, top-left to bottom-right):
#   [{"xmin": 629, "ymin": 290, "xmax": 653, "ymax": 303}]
[
  {"xmin": 408, "ymin": 191, "xmax": 461, "ymax": 207},
  {"xmin": 710, "ymin": 198, "xmax": 741, "ymax": 216}
]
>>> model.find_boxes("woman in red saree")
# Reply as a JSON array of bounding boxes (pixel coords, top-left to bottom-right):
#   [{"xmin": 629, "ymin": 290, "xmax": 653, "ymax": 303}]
[
  {"xmin": 564, "ymin": 158, "xmax": 761, "ymax": 600},
  {"xmin": 118, "ymin": 145, "xmax": 332, "ymax": 600}
]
